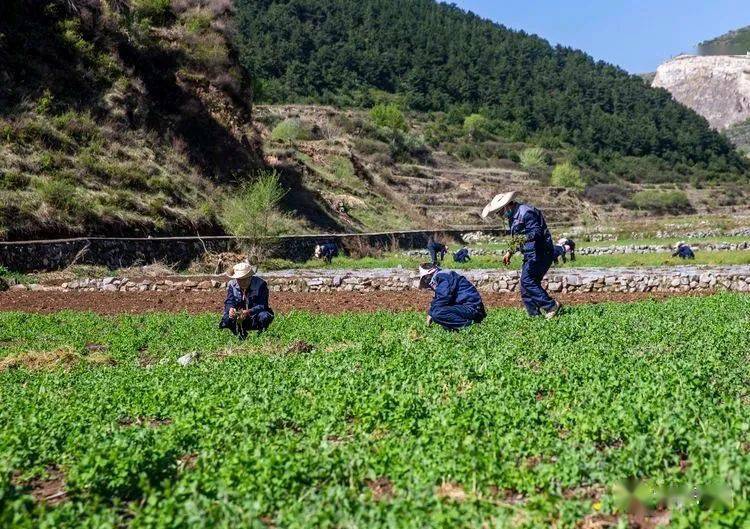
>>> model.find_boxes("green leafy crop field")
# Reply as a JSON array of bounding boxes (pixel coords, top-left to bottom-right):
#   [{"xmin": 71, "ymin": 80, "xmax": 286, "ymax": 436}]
[{"xmin": 1, "ymin": 295, "xmax": 750, "ymax": 528}]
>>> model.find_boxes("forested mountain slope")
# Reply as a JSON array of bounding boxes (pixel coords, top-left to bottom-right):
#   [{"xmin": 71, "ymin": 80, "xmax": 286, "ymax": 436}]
[{"xmin": 235, "ymin": 0, "xmax": 747, "ymax": 180}]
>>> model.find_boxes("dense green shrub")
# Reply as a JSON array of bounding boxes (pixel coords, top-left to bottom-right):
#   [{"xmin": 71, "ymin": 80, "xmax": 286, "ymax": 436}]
[
  {"xmin": 385, "ymin": 130, "xmax": 428, "ymax": 162},
  {"xmin": 369, "ymin": 104, "xmax": 407, "ymax": 131},
  {"xmin": 270, "ymin": 119, "xmax": 310, "ymax": 143},
  {"xmin": 551, "ymin": 162, "xmax": 585, "ymax": 191},
  {"xmin": 519, "ymin": 147, "xmax": 547, "ymax": 175},
  {"xmin": 463, "ymin": 113, "xmax": 488, "ymax": 140},
  {"xmin": 623, "ymin": 190, "xmax": 694, "ymax": 214},
  {"xmin": 132, "ymin": 0, "xmax": 172, "ymax": 25}
]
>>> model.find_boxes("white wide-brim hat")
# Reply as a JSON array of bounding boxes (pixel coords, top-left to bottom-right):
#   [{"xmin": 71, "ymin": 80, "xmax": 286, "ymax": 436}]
[
  {"xmin": 676, "ymin": 241, "xmax": 686, "ymax": 247},
  {"xmin": 419, "ymin": 263, "xmax": 439, "ymax": 279},
  {"xmin": 228, "ymin": 261, "xmax": 256, "ymax": 279},
  {"xmin": 418, "ymin": 263, "xmax": 439, "ymax": 288},
  {"xmin": 481, "ymin": 191, "xmax": 517, "ymax": 219}
]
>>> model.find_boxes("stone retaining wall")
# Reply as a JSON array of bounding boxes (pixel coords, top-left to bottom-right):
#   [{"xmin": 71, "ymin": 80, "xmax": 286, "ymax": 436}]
[
  {"xmin": 0, "ymin": 228, "xmax": 507, "ymax": 273},
  {"xmin": 12, "ymin": 265, "xmax": 750, "ymax": 294}
]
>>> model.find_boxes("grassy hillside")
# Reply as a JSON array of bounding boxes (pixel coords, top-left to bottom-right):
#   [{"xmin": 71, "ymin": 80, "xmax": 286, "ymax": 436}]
[
  {"xmin": 256, "ymin": 105, "xmax": 749, "ymax": 231},
  {"xmin": 0, "ymin": 0, "xmax": 263, "ymax": 240},
  {"xmin": 698, "ymin": 25, "xmax": 750, "ymax": 56},
  {"xmin": 235, "ymin": 0, "xmax": 747, "ymax": 182}
]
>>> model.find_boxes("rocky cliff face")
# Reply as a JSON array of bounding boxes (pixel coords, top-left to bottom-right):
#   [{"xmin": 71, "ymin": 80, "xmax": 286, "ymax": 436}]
[{"xmin": 652, "ymin": 54, "xmax": 750, "ymax": 130}]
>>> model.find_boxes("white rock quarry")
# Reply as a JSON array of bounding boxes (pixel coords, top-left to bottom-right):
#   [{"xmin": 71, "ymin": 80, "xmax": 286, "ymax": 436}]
[{"xmin": 652, "ymin": 54, "xmax": 750, "ymax": 130}]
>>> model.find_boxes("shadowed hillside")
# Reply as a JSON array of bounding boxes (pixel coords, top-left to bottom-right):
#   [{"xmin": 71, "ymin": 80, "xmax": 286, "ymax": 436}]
[{"xmin": 0, "ymin": 0, "xmax": 266, "ymax": 239}]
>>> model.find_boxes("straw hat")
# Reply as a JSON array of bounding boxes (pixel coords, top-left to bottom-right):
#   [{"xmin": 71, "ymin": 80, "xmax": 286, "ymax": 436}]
[
  {"xmin": 481, "ymin": 191, "xmax": 517, "ymax": 219},
  {"xmin": 228, "ymin": 261, "xmax": 256, "ymax": 280}
]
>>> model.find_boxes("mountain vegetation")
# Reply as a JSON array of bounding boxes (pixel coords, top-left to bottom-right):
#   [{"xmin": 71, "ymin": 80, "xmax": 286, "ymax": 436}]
[
  {"xmin": 698, "ymin": 25, "xmax": 750, "ymax": 56},
  {"xmin": 726, "ymin": 119, "xmax": 750, "ymax": 155},
  {"xmin": 235, "ymin": 0, "xmax": 747, "ymax": 181}
]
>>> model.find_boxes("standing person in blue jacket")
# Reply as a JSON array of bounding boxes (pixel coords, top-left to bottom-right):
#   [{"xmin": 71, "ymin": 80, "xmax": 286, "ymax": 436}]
[
  {"xmin": 672, "ymin": 241, "xmax": 695, "ymax": 260},
  {"xmin": 219, "ymin": 261, "xmax": 274, "ymax": 340},
  {"xmin": 481, "ymin": 191, "xmax": 562, "ymax": 319},
  {"xmin": 418, "ymin": 263, "xmax": 486, "ymax": 331},
  {"xmin": 426, "ymin": 238, "xmax": 447, "ymax": 266}
]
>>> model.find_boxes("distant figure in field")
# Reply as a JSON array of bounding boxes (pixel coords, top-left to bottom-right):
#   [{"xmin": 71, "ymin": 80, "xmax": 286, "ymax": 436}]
[
  {"xmin": 453, "ymin": 247, "xmax": 471, "ymax": 263},
  {"xmin": 427, "ymin": 239, "xmax": 447, "ymax": 265},
  {"xmin": 552, "ymin": 244, "xmax": 567, "ymax": 265},
  {"xmin": 557, "ymin": 237, "xmax": 576, "ymax": 261},
  {"xmin": 220, "ymin": 262, "xmax": 274, "ymax": 340},
  {"xmin": 672, "ymin": 242, "xmax": 695, "ymax": 260},
  {"xmin": 314, "ymin": 242, "xmax": 339, "ymax": 264},
  {"xmin": 481, "ymin": 191, "xmax": 562, "ymax": 319},
  {"xmin": 419, "ymin": 263, "xmax": 486, "ymax": 331}
]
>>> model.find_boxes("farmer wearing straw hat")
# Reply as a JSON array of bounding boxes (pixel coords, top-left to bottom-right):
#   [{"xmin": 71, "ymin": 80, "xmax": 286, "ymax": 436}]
[
  {"xmin": 219, "ymin": 261, "xmax": 275, "ymax": 339},
  {"xmin": 482, "ymin": 192, "xmax": 562, "ymax": 319},
  {"xmin": 418, "ymin": 263, "xmax": 486, "ymax": 331}
]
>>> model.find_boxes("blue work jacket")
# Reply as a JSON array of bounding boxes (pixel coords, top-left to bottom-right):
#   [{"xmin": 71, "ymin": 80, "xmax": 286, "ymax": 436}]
[
  {"xmin": 508, "ymin": 204, "xmax": 554, "ymax": 258},
  {"xmin": 220, "ymin": 277, "xmax": 273, "ymax": 328},
  {"xmin": 321, "ymin": 243, "xmax": 338, "ymax": 258},
  {"xmin": 429, "ymin": 271, "xmax": 483, "ymax": 311},
  {"xmin": 674, "ymin": 245, "xmax": 695, "ymax": 259}
]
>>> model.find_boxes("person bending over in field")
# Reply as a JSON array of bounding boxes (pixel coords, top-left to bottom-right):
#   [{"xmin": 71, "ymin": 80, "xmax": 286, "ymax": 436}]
[
  {"xmin": 314, "ymin": 242, "xmax": 339, "ymax": 264},
  {"xmin": 220, "ymin": 262, "xmax": 274, "ymax": 340},
  {"xmin": 418, "ymin": 263, "xmax": 486, "ymax": 331},
  {"xmin": 453, "ymin": 247, "xmax": 471, "ymax": 263},
  {"xmin": 426, "ymin": 238, "xmax": 447, "ymax": 266},
  {"xmin": 557, "ymin": 237, "xmax": 576, "ymax": 261},
  {"xmin": 552, "ymin": 244, "xmax": 566, "ymax": 265},
  {"xmin": 672, "ymin": 241, "xmax": 695, "ymax": 260},
  {"xmin": 482, "ymin": 191, "xmax": 562, "ymax": 319}
]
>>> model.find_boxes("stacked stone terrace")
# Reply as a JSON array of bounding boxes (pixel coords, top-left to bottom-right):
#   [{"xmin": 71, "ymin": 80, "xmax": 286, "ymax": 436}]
[{"xmin": 13, "ymin": 265, "xmax": 750, "ymax": 294}]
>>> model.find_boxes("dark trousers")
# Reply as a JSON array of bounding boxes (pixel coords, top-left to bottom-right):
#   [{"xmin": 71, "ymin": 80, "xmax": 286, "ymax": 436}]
[
  {"xmin": 520, "ymin": 254, "xmax": 556, "ymax": 316},
  {"xmin": 428, "ymin": 248, "xmax": 444, "ymax": 265},
  {"xmin": 223, "ymin": 310, "xmax": 274, "ymax": 339},
  {"xmin": 430, "ymin": 304, "xmax": 486, "ymax": 331}
]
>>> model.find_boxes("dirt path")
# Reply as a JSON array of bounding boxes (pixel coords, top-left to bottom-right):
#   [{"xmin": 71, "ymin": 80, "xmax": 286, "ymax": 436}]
[{"xmin": 0, "ymin": 290, "xmax": 707, "ymax": 315}]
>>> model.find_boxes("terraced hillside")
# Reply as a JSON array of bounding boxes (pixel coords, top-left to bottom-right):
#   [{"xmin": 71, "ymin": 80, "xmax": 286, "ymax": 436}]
[{"xmin": 256, "ymin": 105, "xmax": 750, "ymax": 230}]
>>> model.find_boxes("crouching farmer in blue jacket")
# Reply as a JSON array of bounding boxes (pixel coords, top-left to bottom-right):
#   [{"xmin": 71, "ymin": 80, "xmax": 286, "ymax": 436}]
[
  {"xmin": 419, "ymin": 263, "xmax": 486, "ymax": 331},
  {"xmin": 453, "ymin": 247, "xmax": 471, "ymax": 263},
  {"xmin": 672, "ymin": 242, "xmax": 695, "ymax": 260},
  {"xmin": 482, "ymin": 191, "xmax": 562, "ymax": 319},
  {"xmin": 220, "ymin": 262, "xmax": 274, "ymax": 340}
]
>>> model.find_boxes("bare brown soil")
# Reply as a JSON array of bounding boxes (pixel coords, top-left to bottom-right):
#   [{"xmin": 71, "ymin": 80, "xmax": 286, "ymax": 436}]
[
  {"xmin": 12, "ymin": 467, "xmax": 67, "ymax": 506},
  {"xmin": 0, "ymin": 290, "xmax": 706, "ymax": 315}
]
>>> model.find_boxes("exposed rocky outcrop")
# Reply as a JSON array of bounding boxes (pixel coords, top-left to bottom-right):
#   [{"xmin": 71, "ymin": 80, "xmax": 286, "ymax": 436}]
[{"xmin": 652, "ymin": 54, "xmax": 750, "ymax": 130}]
